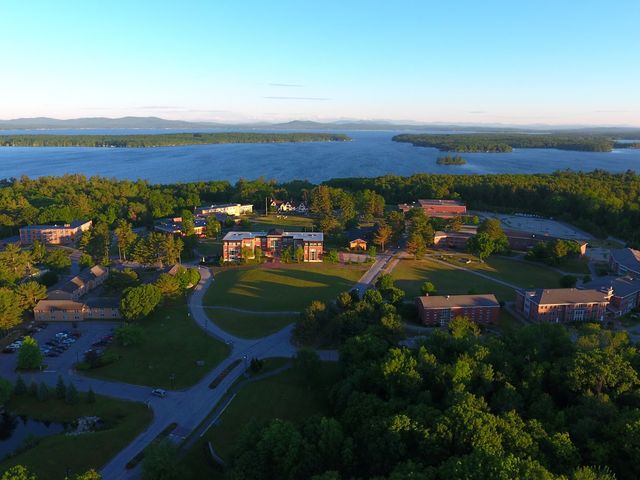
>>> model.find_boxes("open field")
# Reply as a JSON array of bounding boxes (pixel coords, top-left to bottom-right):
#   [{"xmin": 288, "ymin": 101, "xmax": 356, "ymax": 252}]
[
  {"xmin": 437, "ymin": 255, "xmax": 564, "ymax": 289},
  {"xmin": 392, "ymin": 258, "xmax": 516, "ymax": 302},
  {"xmin": 83, "ymin": 302, "xmax": 229, "ymax": 389},
  {"xmin": 205, "ymin": 307, "xmax": 298, "ymax": 338},
  {"xmin": 206, "ymin": 264, "xmax": 367, "ymax": 312},
  {"xmin": 0, "ymin": 394, "xmax": 152, "ymax": 479},
  {"xmin": 180, "ymin": 362, "xmax": 340, "ymax": 479},
  {"xmin": 249, "ymin": 214, "xmax": 314, "ymax": 231}
]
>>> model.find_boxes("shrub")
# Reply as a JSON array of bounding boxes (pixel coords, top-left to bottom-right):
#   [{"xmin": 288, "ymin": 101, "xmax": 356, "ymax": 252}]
[
  {"xmin": 14, "ymin": 375, "xmax": 27, "ymax": 395},
  {"xmin": 65, "ymin": 383, "xmax": 79, "ymax": 405}
]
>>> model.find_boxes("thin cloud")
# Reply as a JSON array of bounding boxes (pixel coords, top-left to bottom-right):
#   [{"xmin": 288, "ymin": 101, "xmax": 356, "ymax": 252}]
[
  {"xmin": 593, "ymin": 109, "xmax": 628, "ymax": 113},
  {"xmin": 468, "ymin": 110, "xmax": 487, "ymax": 114},
  {"xmin": 264, "ymin": 96, "xmax": 330, "ymax": 101},
  {"xmin": 268, "ymin": 83, "xmax": 304, "ymax": 87}
]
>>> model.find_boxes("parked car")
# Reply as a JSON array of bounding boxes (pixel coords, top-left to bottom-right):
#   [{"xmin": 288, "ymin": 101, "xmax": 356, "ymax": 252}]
[{"xmin": 151, "ymin": 389, "xmax": 167, "ymax": 398}]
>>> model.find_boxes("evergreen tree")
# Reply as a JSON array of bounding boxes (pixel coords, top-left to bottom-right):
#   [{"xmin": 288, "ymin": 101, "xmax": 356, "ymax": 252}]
[
  {"xmin": 14, "ymin": 375, "xmax": 27, "ymax": 395},
  {"xmin": 65, "ymin": 383, "xmax": 79, "ymax": 405},
  {"xmin": 56, "ymin": 375, "xmax": 66, "ymax": 399},
  {"xmin": 37, "ymin": 381, "xmax": 49, "ymax": 401}
]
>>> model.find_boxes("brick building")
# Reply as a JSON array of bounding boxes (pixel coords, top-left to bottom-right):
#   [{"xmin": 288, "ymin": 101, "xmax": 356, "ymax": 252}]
[
  {"xmin": 19, "ymin": 220, "xmax": 92, "ymax": 245},
  {"xmin": 399, "ymin": 199, "xmax": 467, "ymax": 218},
  {"xmin": 222, "ymin": 229, "xmax": 323, "ymax": 262},
  {"xmin": 415, "ymin": 294, "xmax": 500, "ymax": 326},
  {"xmin": 515, "ymin": 287, "xmax": 612, "ymax": 323},
  {"xmin": 154, "ymin": 217, "xmax": 207, "ymax": 237},
  {"xmin": 587, "ymin": 276, "xmax": 640, "ymax": 317}
]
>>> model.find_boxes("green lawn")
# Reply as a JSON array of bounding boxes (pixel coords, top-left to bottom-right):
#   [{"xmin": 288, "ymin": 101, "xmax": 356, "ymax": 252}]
[
  {"xmin": 206, "ymin": 264, "xmax": 366, "ymax": 313},
  {"xmin": 180, "ymin": 362, "xmax": 340, "ymax": 479},
  {"xmin": 0, "ymin": 394, "xmax": 152, "ymax": 479},
  {"xmin": 196, "ymin": 238, "xmax": 222, "ymax": 256},
  {"xmin": 392, "ymin": 258, "xmax": 516, "ymax": 302},
  {"xmin": 557, "ymin": 256, "xmax": 591, "ymax": 275},
  {"xmin": 205, "ymin": 308, "xmax": 298, "ymax": 338},
  {"xmin": 468, "ymin": 256, "xmax": 563, "ymax": 289},
  {"xmin": 248, "ymin": 214, "xmax": 314, "ymax": 230},
  {"xmin": 83, "ymin": 302, "xmax": 229, "ymax": 389}
]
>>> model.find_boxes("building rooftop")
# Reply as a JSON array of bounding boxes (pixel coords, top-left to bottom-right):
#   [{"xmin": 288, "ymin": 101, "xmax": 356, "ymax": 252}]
[
  {"xmin": 610, "ymin": 248, "xmax": 640, "ymax": 274},
  {"xmin": 222, "ymin": 231, "xmax": 324, "ymax": 242},
  {"xmin": 523, "ymin": 288, "xmax": 611, "ymax": 305},
  {"xmin": 586, "ymin": 275, "xmax": 640, "ymax": 299},
  {"xmin": 417, "ymin": 294, "xmax": 499, "ymax": 309},
  {"xmin": 34, "ymin": 300, "xmax": 87, "ymax": 312},
  {"xmin": 418, "ymin": 199, "xmax": 466, "ymax": 207},
  {"xmin": 52, "ymin": 265, "xmax": 108, "ymax": 294},
  {"xmin": 20, "ymin": 220, "xmax": 91, "ymax": 230}
]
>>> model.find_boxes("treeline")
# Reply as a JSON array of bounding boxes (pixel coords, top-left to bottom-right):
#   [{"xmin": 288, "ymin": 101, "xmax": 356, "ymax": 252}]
[
  {"xmin": 436, "ymin": 155, "xmax": 466, "ymax": 165},
  {"xmin": 226, "ymin": 282, "xmax": 640, "ymax": 479},
  {"xmin": 0, "ymin": 132, "xmax": 351, "ymax": 148},
  {"xmin": 1, "ymin": 170, "xmax": 639, "ymax": 246},
  {"xmin": 393, "ymin": 133, "xmax": 627, "ymax": 152}
]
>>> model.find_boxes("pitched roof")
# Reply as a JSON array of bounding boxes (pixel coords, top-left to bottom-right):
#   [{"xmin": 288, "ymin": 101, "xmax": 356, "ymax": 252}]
[
  {"xmin": 611, "ymin": 248, "xmax": 640, "ymax": 274},
  {"xmin": 34, "ymin": 300, "xmax": 87, "ymax": 312},
  {"xmin": 523, "ymin": 288, "xmax": 610, "ymax": 305},
  {"xmin": 417, "ymin": 294, "xmax": 499, "ymax": 309},
  {"xmin": 586, "ymin": 276, "xmax": 640, "ymax": 299}
]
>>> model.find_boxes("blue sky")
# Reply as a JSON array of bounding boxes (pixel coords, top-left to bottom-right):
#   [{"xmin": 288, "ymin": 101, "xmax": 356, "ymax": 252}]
[{"xmin": 1, "ymin": 0, "xmax": 639, "ymax": 125}]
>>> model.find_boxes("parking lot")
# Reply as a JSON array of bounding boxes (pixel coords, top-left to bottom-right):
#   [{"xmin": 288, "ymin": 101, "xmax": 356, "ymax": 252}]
[{"xmin": 0, "ymin": 321, "xmax": 120, "ymax": 378}]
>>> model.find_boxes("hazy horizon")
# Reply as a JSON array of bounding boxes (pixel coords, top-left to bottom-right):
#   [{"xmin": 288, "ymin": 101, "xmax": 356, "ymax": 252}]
[{"xmin": 2, "ymin": 0, "xmax": 639, "ymax": 126}]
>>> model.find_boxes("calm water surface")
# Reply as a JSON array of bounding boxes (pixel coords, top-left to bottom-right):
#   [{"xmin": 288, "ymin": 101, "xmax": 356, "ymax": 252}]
[{"xmin": 0, "ymin": 129, "xmax": 638, "ymax": 183}]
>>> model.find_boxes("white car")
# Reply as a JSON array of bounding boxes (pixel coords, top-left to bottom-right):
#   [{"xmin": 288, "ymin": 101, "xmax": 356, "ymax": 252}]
[{"xmin": 151, "ymin": 389, "xmax": 167, "ymax": 398}]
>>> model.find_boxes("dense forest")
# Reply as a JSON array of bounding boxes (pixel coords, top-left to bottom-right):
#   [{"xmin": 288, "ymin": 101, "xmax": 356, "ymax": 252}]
[
  {"xmin": 224, "ymin": 282, "xmax": 640, "ymax": 479},
  {"xmin": 436, "ymin": 155, "xmax": 466, "ymax": 165},
  {"xmin": 0, "ymin": 132, "xmax": 351, "ymax": 148},
  {"xmin": 0, "ymin": 170, "xmax": 638, "ymax": 245},
  {"xmin": 393, "ymin": 133, "xmax": 639, "ymax": 152}
]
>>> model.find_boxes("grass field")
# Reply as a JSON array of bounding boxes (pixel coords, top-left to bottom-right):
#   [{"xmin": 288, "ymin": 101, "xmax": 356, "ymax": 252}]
[
  {"xmin": 206, "ymin": 264, "xmax": 366, "ymax": 313},
  {"xmin": 556, "ymin": 256, "xmax": 591, "ymax": 275},
  {"xmin": 205, "ymin": 307, "xmax": 298, "ymax": 338},
  {"xmin": 180, "ymin": 362, "xmax": 340, "ymax": 479},
  {"xmin": 392, "ymin": 258, "xmax": 516, "ymax": 302},
  {"xmin": 439, "ymin": 255, "xmax": 564, "ymax": 289},
  {"xmin": 249, "ymin": 214, "xmax": 314, "ymax": 230},
  {"xmin": 0, "ymin": 394, "xmax": 152, "ymax": 479},
  {"xmin": 83, "ymin": 301, "xmax": 229, "ymax": 389}
]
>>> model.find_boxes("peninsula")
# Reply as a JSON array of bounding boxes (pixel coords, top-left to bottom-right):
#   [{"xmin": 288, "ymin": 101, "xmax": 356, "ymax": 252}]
[{"xmin": 0, "ymin": 132, "xmax": 351, "ymax": 148}]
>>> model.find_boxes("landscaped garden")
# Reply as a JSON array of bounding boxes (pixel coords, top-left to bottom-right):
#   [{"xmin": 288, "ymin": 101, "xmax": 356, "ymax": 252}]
[
  {"xmin": 82, "ymin": 302, "xmax": 229, "ymax": 389},
  {"xmin": 179, "ymin": 361, "xmax": 340, "ymax": 479},
  {"xmin": 0, "ymin": 393, "xmax": 152, "ymax": 479}
]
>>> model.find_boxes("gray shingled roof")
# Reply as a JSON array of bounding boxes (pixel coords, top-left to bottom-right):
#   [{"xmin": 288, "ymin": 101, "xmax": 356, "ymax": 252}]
[
  {"xmin": 611, "ymin": 248, "xmax": 640, "ymax": 274},
  {"xmin": 523, "ymin": 288, "xmax": 610, "ymax": 305}
]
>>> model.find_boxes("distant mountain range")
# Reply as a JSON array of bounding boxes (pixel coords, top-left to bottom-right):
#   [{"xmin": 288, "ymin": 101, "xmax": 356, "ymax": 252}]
[{"xmin": 0, "ymin": 116, "xmax": 639, "ymax": 135}]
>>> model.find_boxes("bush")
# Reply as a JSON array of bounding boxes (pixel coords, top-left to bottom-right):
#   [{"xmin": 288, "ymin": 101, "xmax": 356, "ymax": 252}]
[
  {"xmin": 65, "ymin": 383, "xmax": 79, "ymax": 405},
  {"xmin": 14, "ymin": 375, "xmax": 27, "ymax": 395},
  {"xmin": 56, "ymin": 375, "xmax": 66, "ymax": 399},
  {"xmin": 28, "ymin": 381, "xmax": 38, "ymax": 397},
  {"xmin": 37, "ymin": 381, "xmax": 49, "ymax": 401},
  {"xmin": 115, "ymin": 323, "xmax": 145, "ymax": 347},
  {"xmin": 559, "ymin": 275, "xmax": 578, "ymax": 288}
]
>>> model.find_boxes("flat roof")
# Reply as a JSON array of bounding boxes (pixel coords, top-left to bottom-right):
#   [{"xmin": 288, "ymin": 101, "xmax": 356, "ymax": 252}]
[
  {"xmin": 418, "ymin": 199, "xmax": 466, "ymax": 207},
  {"xmin": 417, "ymin": 294, "xmax": 499, "ymax": 309},
  {"xmin": 523, "ymin": 288, "xmax": 610, "ymax": 305},
  {"xmin": 20, "ymin": 220, "xmax": 91, "ymax": 231},
  {"xmin": 222, "ymin": 231, "xmax": 324, "ymax": 242}
]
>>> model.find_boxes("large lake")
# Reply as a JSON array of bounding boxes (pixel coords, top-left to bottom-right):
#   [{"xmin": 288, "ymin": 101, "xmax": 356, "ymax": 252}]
[{"xmin": 0, "ymin": 129, "xmax": 638, "ymax": 184}]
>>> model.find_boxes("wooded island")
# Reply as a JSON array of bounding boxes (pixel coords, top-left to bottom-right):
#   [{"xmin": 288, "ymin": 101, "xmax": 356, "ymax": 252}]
[
  {"xmin": 0, "ymin": 132, "xmax": 351, "ymax": 148},
  {"xmin": 393, "ymin": 132, "xmax": 640, "ymax": 152}
]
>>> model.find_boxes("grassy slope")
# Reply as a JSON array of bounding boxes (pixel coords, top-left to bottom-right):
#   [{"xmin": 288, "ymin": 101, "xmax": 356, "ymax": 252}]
[
  {"xmin": 205, "ymin": 308, "xmax": 299, "ymax": 338},
  {"xmin": 0, "ymin": 395, "xmax": 152, "ymax": 479},
  {"xmin": 206, "ymin": 264, "xmax": 366, "ymax": 313},
  {"xmin": 181, "ymin": 362, "xmax": 340, "ymax": 479},
  {"xmin": 83, "ymin": 301, "xmax": 229, "ymax": 389},
  {"xmin": 393, "ymin": 258, "xmax": 516, "ymax": 301}
]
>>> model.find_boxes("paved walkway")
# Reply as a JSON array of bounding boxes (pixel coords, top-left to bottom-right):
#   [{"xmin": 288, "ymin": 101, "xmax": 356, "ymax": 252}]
[{"xmin": 100, "ymin": 257, "xmax": 383, "ymax": 478}]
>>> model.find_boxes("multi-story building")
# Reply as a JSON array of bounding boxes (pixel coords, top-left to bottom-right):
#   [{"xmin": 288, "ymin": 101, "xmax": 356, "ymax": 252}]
[
  {"xmin": 609, "ymin": 248, "xmax": 640, "ymax": 277},
  {"xmin": 587, "ymin": 276, "xmax": 640, "ymax": 317},
  {"xmin": 195, "ymin": 203, "xmax": 253, "ymax": 217},
  {"xmin": 415, "ymin": 294, "xmax": 500, "ymax": 326},
  {"xmin": 222, "ymin": 229, "xmax": 323, "ymax": 262},
  {"xmin": 154, "ymin": 217, "xmax": 207, "ymax": 236},
  {"xmin": 19, "ymin": 220, "xmax": 92, "ymax": 245},
  {"xmin": 399, "ymin": 199, "xmax": 467, "ymax": 218},
  {"xmin": 515, "ymin": 287, "xmax": 612, "ymax": 323},
  {"xmin": 47, "ymin": 265, "xmax": 109, "ymax": 301},
  {"xmin": 34, "ymin": 298, "xmax": 121, "ymax": 322}
]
